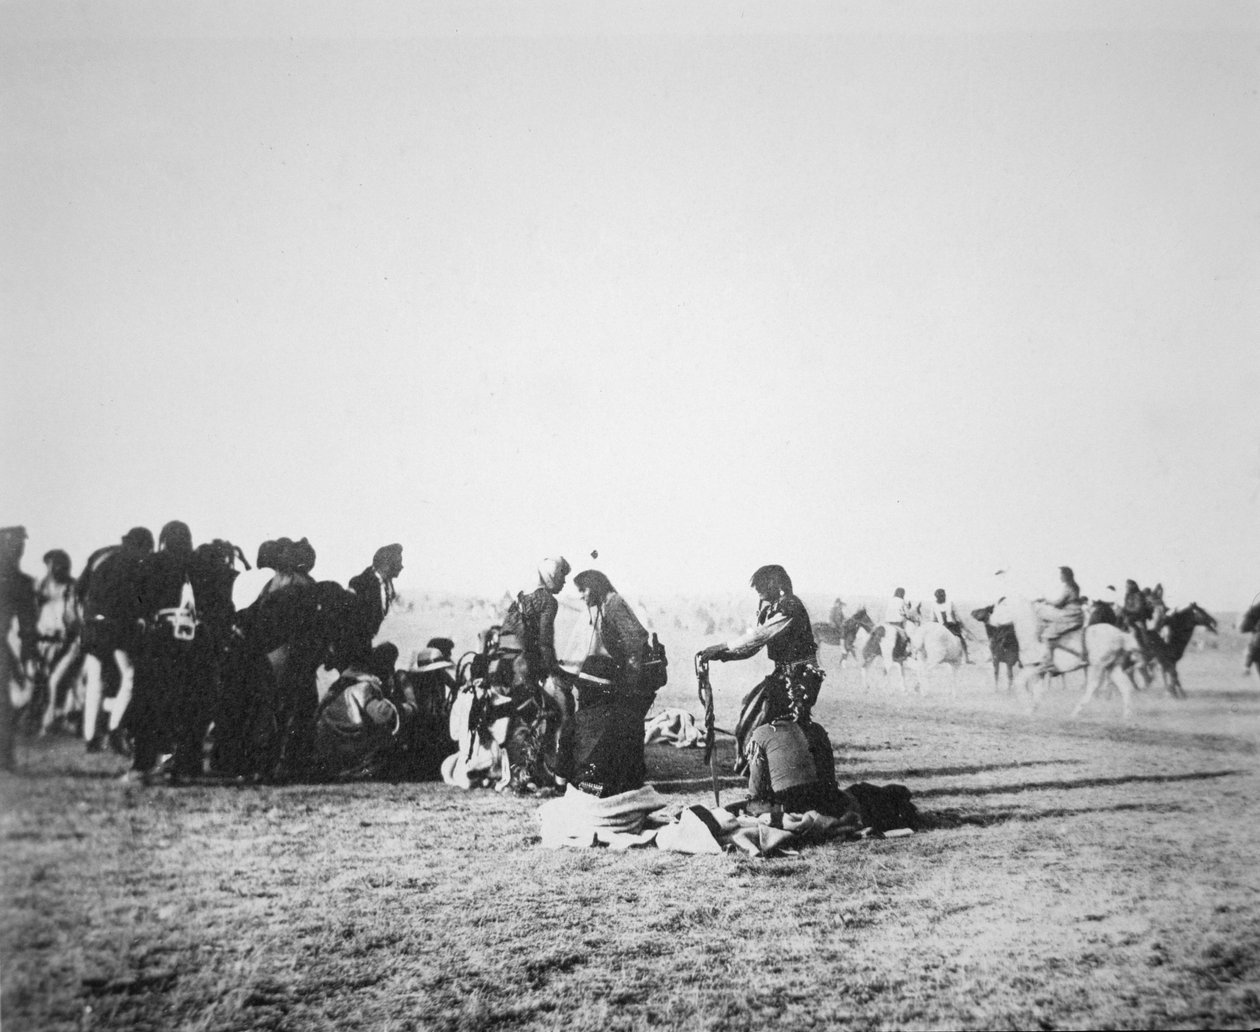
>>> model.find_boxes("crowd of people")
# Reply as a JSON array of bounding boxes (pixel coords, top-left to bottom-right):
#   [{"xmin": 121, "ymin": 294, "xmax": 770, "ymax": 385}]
[
  {"xmin": 0, "ymin": 523, "xmax": 1248, "ymax": 819},
  {"xmin": 0, "ymin": 522, "xmax": 411, "ymax": 782},
  {"xmin": 0, "ymin": 521, "xmax": 845, "ymax": 815}
]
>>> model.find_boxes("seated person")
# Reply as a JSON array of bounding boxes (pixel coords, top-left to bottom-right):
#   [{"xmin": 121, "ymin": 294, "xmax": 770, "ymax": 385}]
[
  {"xmin": 311, "ymin": 643, "xmax": 416, "ymax": 780},
  {"xmin": 743, "ymin": 683, "xmax": 856, "ymax": 821}
]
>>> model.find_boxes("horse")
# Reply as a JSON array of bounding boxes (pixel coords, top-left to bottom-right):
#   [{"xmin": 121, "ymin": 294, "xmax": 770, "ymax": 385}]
[
  {"xmin": 813, "ymin": 606, "xmax": 874, "ymax": 667},
  {"xmin": 905, "ymin": 621, "xmax": 964, "ymax": 694},
  {"xmin": 987, "ymin": 595, "xmax": 1144, "ymax": 719},
  {"xmin": 1143, "ymin": 603, "xmax": 1216, "ymax": 698},
  {"xmin": 971, "ymin": 604, "xmax": 1020, "ymax": 692},
  {"xmin": 859, "ymin": 612, "xmax": 914, "ymax": 692}
]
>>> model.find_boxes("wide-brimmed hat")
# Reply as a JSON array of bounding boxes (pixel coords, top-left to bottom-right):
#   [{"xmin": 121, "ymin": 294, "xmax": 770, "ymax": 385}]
[
  {"xmin": 426, "ymin": 637, "xmax": 455, "ymax": 659},
  {"xmin": 413, "ymin": 646, "xmax": 454, "ymax": 673}
]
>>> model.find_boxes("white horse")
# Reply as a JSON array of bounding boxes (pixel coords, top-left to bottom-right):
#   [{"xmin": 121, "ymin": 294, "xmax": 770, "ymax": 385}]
[
  {"xmin": 906, "ymin": 622, "xmax": 964, "ymax": 695},
  {"xmin": 988, "ymin": 595, "xmax": 1144, "ymax": 719}
]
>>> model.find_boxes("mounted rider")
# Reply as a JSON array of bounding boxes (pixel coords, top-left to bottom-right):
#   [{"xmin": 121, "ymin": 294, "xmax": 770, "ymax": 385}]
[
  {"xmin": 929, "ymin": 587, "xmax": 970, "ymax": 662},
  {"xmin": 883, "ymin": 587, "xmax": 912, "ymax": 655},
  {"xmin": 1037, "ymin": 565, "xmax": 1085, "ymax": 668}
]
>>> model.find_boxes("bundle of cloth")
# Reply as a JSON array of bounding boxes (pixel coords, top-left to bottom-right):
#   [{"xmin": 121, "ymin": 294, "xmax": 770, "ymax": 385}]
[
  {"xmin": 538, "ymin": 782, "xmax": 917, "ymax": 858},
  {"xmin": 643, "ymin": 708, "xmax": 704, "ymax": 749}
]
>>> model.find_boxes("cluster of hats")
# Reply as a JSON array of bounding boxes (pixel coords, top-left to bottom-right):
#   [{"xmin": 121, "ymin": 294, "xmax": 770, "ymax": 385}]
[{"xmin": 257, "ymin": 537, "xmax": 316, "ymax": 575}]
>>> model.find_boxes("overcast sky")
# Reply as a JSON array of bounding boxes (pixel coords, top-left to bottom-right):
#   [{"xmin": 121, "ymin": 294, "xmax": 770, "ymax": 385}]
[{"xmin": 3, "ymin": 1, "xmax": 1257, "ymax": 609}]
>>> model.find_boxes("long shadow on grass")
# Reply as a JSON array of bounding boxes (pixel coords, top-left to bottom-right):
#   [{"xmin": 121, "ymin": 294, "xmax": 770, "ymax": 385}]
[
  {"xmin": 913, "ymin": 768, "xmax": 1244, "ymax": 799},
  {"xmin": 924, "ymin": 799, "xmax": 1190, "ymax": 829},
  {"xmin": 841, "ymin": 759, "xmax": 1082, "ymax": 780}
]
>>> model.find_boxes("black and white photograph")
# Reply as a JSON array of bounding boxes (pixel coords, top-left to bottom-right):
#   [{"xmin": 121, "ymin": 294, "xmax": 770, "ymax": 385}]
[{"xmin": 2, "ymin": 2, "xmax": 1258, "ymax": 1029}]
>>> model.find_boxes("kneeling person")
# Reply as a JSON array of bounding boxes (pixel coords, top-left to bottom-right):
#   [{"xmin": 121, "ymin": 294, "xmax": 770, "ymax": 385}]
[
  {"xmin": 312, "ymin": 644, "xmax": 416, "ymax": 780},
  {"xmin": 745, "ymin": 684, "xmax": 850, "ymax": 819}
]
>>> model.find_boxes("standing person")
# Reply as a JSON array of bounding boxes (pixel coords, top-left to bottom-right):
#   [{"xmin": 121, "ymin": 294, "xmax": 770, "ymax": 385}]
[
  {"xmin": 699, "ymin": 565, "xmax": 821, "ymax": 774},
  {"xmin": 78, "ymin": 527, "xmax": 153, "ymax": 754},
  {"xmin": 347, "ymin": 543, "xmax": 404, "ymax": 664},
  {"xmin": 1037, "ymin": 565, "xmax": 1084, "ymax": 667},
  {"xmin": 930, "ymin": 588, "xmax": 970, "ymax": 663},
  {"xmin": 131, "ymin": 521, "xmax": 212, "ymax": 782},
  {"xmin": 35, "ymin": 549, "xmax": 82, "ymax": 734},
  {"xmin": 497, "ymin": 556, "xmax": 572, "ymax": 785},
  {"xmin": 570, "ymin": 569, "xmax": 651, "ymax": 794},
  {"xmin": 503, "ymin": 557, "xmax": 570, "ymax": 690},
  {"xmin": 0, "ymin": 526, "xmax": 38, "ymax": 771}
]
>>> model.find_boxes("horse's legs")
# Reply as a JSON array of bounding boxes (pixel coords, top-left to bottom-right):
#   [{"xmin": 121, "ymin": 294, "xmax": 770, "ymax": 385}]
[
  {"xmin": 1111, "ymin": 665, "xmax": 1138, "ymax": 720},
  {"xmin": 1070, "ymin": 663, "xmax": 1104, "ymax": 718}
]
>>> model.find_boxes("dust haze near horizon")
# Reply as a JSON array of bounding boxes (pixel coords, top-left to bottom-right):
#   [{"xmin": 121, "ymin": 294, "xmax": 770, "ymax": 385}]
[{"xmin": 2, "ymin": 1, "xmax": 1257, "ymax": 612}]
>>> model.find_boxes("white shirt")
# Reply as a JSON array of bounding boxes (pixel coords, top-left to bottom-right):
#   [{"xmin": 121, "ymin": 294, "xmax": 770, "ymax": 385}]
[{"xmin": 885, "ymin": 597, "xmax": 909, "ymax": 625}]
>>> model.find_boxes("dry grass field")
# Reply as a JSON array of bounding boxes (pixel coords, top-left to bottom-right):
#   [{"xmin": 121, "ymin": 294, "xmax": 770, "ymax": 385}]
[{"xmin": 3, "ymin": 597, "xmax": 1259, "ymax": 1031}]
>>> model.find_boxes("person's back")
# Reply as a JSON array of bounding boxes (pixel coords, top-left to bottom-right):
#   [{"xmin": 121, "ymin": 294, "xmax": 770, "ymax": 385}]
[
  {"xmin": 746, "ymin": 716, "xmax": 844, "ymax": 817},
  {"xmin": 83, "ymin": 546, "xmax": 144, "ymax": 624}
]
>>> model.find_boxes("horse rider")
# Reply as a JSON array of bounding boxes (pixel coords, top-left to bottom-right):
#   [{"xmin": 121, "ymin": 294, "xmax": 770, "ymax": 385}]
[
  {"xmin": 829, "ymin": 597, "xmax": 846, "ymax": 631},
  {"xmin": 930, "ymin": 588, "xmax": 970, "ymax": 662},
  {"xmin": 883, "ymin": 587, "xmax": 912, "ymax": 656},
  {"xmin": 1037, "ymin": 565, "xmax": 1085, "ymax": 668},
  {"xmin": 1119, "ymin": 579, "xmax": 1154, "ymax": 650}
]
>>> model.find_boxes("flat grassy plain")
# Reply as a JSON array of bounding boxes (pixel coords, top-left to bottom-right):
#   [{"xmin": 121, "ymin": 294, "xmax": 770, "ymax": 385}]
[{"xmin": 3, "ymin": 602, "xmax": 1259, "ymax": 1031}]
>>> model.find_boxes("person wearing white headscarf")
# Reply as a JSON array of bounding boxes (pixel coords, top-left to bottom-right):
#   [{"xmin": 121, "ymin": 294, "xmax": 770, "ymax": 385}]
[
  {"xmin": 497, "ymin": 556, "xmax": 572, "ymax": 787},
  {"xmin": 516, "ymin": 557, "xmax": 571, "ymax": 685}
]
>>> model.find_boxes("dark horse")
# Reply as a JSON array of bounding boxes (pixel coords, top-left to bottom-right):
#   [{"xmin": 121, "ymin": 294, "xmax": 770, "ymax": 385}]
[
  {"xmin": 812, "ymin": 606, "xmax": 875, "ymax": 664},
  {"xmin": 1142, "ymin": 602, "xmax": 1217, "ymax": 699},
  {"xmin": 972, "ymin": 603, "xmax": 1020, "ymax": 692},
  {"xmin": 1241, "ymin": 600, "xmax": 1260, "ymax": 676}
]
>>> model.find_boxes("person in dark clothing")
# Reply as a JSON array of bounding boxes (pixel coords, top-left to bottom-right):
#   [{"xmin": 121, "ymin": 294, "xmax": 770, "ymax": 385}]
[
  {"xmin": 346, "ymin": 543, "xmax": 404, "ymax": 665},
  {"xmin": 497, "ymin": 556, "xmax": 571, "ymax": 786},
  {"xmin": 699, "ymin": 565, "xmax": 823, "ymax": 774},
  {"xmin": 240, "ymin": 541, "xmax": 332, "ymax": 781},
  {"xmin": 312, "ymin": 643, "xmax": 416, "ymax": 780},
  {"xmin": 502, "ymin": 556, "xmax": 569, "ymax": 691},
  {"xmin": 569, "ymin": 569, "xmax": 652, "ymax": 795},
  {"xmin": 744, "ymin": 681, "xmax": 853, "ymax": 819},
  {"xmin": 0, "ymin": 526, "xmax": 38, "ymax": 770},
  {"xmin": 130, "ymin": 521, "xmax": 217, "ymax": 782},
  {"xmin": 78, "ymin": 526, "xmax": 153, "ymax": 753}
]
